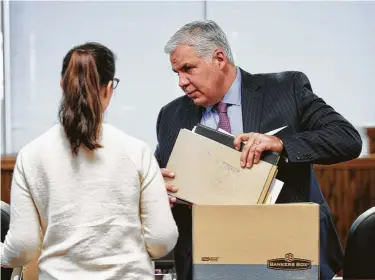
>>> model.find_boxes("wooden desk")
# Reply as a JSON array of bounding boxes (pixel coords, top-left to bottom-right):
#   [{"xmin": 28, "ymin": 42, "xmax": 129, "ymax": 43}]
[
  {"xmin": 367, "ymin": 127, "xmax": 375, "ymax": 154},
  {"xmin": 1, "ymin": 155, "xmax": 16, "ymax": 204},
  {"xmin": 314, "ymin": 155, "xmax": 375, "ymax": 247}
]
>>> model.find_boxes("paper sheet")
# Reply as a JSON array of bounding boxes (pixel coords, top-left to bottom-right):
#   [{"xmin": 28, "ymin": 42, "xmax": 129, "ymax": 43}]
[
  {"xmin": 264, "ymin": 178, "xmax": 284, "ymax": 204},
  {"xmin": 217, "ymin": 126, "xmax": 287, "ymax": 137}
]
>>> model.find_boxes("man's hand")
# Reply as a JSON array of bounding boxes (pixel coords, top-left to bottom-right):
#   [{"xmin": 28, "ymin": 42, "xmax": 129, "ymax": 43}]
[
  {"xmin": 233, "ymin": 133, "xmax": 283, "ymax": 168},
  {"xmin": 161, "ymin": 168, "xmax": 178, "ymax": 207}
]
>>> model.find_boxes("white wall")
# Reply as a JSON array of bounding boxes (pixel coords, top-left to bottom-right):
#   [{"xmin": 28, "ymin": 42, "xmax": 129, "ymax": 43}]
[
  {"xmin": 0, "ymin": 2, "xmax": 4, "ymax": 154},
  {"xmin": 8, "ymin": 1, "xmax": 204, "ymax": 153},
  {"xmin": 207, "ymin": 1, "xmax": 375, "ymax": 155},
  {"xmin": 4, "ymin": 1, "xmax": 375, "ymax": 155},
  {"xmin": 0, "ymin": 0, "xmax": 4, "ymax": 155}
]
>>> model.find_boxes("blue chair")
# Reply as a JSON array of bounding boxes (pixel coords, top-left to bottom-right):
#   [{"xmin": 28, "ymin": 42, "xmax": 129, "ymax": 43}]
[{"xmin": 343, "ymin": 206, "xmax": 375, "ymax": 279}]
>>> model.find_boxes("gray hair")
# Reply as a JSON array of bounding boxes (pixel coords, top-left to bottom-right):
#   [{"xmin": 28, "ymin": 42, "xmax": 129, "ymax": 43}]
[{"xmin": 164, "ymin": 20, "xmax": 235, "ymax": 65}]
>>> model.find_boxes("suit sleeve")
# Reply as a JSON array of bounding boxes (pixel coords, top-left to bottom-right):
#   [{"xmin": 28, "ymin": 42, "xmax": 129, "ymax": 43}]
[
  {"xmin": 154, "ymin": 106, "xmax": 164, "ymax": 167},
  {"xmin": 281, "ymin": 72, "xmax": 362, "ymax": 164}
]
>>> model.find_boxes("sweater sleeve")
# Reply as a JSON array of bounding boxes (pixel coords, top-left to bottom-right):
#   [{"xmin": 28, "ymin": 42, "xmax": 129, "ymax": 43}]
[
  {"xmin": 139, "ymin": 144, "xmax": 178, "ymax": 259},
  {"xmin": 1, "ymin": 150, "xmax": 41, "ymax": 267}
]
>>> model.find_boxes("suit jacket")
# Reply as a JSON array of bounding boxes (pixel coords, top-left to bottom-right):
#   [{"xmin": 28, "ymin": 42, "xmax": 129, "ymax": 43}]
[{"xmin": 154, "ymin": 68, "xmax": 362, "ymax": 280}]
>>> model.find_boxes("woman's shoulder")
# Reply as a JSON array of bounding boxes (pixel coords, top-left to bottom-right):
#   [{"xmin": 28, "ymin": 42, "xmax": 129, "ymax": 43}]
[
  {"xmin": 101, "ymin": 123, "xmax": 151, "ymax": 152},
  {"xmin": 20, "ymin": 124, "xmax": 62, "ymax": 154},
  {"xmin": 101, "ymin": 123, "xmax": 155, "ymax": 169},
  {"xmin": 13, "ymin": 124, "xmax": 63, "ymax": 172}
]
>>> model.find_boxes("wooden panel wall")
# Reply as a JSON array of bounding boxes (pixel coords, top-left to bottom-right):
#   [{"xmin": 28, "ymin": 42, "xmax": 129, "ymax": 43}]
[
  {"xmin": 314, "ymin": 156, "xmax": 375, "ymax": 247},
  {"xmin": 1, "ymin": 155, "xmax": 16, "ymax": 204},
  {"xmin": 368, "ymin": 127, "xmax": 375, "ymax": 154}
]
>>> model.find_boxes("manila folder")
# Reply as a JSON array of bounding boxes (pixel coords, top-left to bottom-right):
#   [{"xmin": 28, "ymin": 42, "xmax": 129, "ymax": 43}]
[{"xmin": 165, "ymin": 129, "xmax": 277, "ymax": 205}]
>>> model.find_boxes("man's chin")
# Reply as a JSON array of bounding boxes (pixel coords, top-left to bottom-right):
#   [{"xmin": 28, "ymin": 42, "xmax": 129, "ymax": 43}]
[{"xmin": 191, "ymin": 97, "xmax": 209, "ymax": 107}]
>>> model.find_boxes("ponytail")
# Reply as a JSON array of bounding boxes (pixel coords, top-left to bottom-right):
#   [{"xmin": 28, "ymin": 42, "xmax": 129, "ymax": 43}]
[{"xmin": 59, "ymin": 49, "xmax": 103, "ymax": 156}]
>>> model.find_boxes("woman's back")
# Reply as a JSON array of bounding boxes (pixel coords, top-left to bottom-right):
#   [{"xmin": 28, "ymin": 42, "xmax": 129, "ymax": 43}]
[
  {"xmin": 7, "ymin": 123, "xmax": 177, "ymax": 279},
  {"xmin": 1, "ymin": 42, "xmax": 178, "ymax": 279}
]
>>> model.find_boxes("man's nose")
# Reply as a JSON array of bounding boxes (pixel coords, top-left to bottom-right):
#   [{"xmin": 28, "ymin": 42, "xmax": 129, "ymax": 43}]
[{"xmin": 178, "ymin": 74, "xmax": 189, "ymax": 88}]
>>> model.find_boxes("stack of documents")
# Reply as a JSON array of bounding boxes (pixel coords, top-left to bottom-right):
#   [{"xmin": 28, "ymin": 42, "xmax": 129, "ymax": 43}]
[{"xmin": 166, "ymin": 124, "xmax": 284, "ymax": 205}]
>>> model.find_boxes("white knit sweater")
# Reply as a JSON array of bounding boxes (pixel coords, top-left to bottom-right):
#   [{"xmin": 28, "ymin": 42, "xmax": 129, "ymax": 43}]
[{"xmin": 1, "ymin": 123, "xmax": 178, "ymax": 279}]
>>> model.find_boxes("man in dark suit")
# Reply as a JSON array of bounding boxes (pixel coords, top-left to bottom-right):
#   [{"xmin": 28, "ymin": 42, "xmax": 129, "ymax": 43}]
[{"xmin": 155, "ymin": 20, "xmax": 362, "ymax": 280}]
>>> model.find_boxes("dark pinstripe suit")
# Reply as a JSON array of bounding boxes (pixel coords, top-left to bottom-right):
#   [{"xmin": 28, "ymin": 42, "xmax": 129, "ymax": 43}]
[{"xmin": 154, "ymin": 68, "xmax": 362, "ymax": 280}]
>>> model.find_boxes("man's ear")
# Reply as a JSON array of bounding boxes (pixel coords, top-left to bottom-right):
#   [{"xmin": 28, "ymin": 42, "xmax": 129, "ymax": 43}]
[
  {"xmin": 60, "ymin": 79, "xmax": 63, "ymax": 89},
  {"xmin": 213, "ymin": 49, "xmax": 228, "ymax": 69}
]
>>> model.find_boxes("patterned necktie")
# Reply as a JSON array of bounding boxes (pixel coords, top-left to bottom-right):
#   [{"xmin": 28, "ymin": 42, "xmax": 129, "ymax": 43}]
[{"xmin": 216, "ymin": 102, "xmax": 231, "ymax": 133}]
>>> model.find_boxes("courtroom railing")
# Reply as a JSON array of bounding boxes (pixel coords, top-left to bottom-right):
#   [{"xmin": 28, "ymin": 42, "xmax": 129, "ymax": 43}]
[
  {"xmin": 1, "ymin": 155, "xmax": 16, "ymax": 204},
  {"xmin": 367, "ymin": 127, "xmax": 375, "ymax": 154},
  {"xmin": 314, "ymin": 155, "xmax": 375, "ymax": 248}
]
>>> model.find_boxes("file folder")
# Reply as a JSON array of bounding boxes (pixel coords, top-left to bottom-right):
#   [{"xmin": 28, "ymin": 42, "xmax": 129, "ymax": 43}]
[
  {"xmin": 193, "ymin": 124, "xmax": 280, "ymax": 166},
  {"xmin": 166, "ymin": 128, "xmax": 279, "ymax": 205}
]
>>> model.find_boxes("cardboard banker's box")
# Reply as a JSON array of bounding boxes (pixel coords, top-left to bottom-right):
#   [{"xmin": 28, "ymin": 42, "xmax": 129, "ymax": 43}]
[{"xmin": 193, "ymin": 203, "xmax": 320, "ymax": 280}]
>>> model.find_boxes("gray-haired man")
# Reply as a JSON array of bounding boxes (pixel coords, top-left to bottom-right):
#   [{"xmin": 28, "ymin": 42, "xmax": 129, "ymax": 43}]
[{"xmin": 155, "ymin": 20, "xmax": 361, "ymax": 280}]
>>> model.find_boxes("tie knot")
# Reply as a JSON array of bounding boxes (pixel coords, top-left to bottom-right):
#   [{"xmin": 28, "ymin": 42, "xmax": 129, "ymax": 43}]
[{"xmin": 216, "ymin": 102, "xmax": 228, "ymax": 113}]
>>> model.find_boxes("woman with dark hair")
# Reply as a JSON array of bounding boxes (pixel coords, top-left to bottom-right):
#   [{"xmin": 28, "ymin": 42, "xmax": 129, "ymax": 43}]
[{"xmin": 0, "ymin": 42, "xmax": 178, "ymax": 279}]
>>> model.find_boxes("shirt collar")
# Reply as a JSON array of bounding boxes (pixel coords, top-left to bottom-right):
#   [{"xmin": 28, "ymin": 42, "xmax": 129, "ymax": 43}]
[{"xmin": 206, "ymin": 67, "xmax": 242, "ymax": 113}]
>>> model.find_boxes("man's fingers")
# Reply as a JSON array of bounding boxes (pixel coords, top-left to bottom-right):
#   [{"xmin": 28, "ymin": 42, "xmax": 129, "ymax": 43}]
[
  {"xmin": 234, "ymin": 133, "xmax": 252, "ymax": 150},
  {"xmin": 161, "ymin": 168, "xmax": 175, "ymax": 178},
  {"xmin": 246, "ymin": 142, "xmax": 258, "ymax": 168},
  {"xmin": 254, "ymin": 143, "xmax": 267, "ymax": 164},
  {"xmin": 233, "ymin": 136, "xmax": 242, "ymax": 150},
  {"xmin": 240, "ymin": 133, "xmax": 258, "ymax": 167},
  {"xmin": 242, "ymin": 133, "xmax": 259, "ymax": 168},
  {"xmin": 240, "ymin": 141, "xmax": 252, "ymax": 167},
  {"xmin": 238, "ymin": 134, "xmax": 283, "ymax": 167},
  {"xmin": 166, "ymin": 182, "xmax": 178, "ymax": 193},
  {"xmin": 169, "ymin": 195, "xmax": 176, "ymax": 208}
]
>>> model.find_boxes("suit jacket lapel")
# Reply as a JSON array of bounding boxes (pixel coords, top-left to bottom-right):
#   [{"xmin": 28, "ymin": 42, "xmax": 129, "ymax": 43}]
[
  {"xmin": 180, "ymin": 98, "xmax": 204, "ymax": 130},
  {"xmin": 240, "ymin": 68, "xmax": 265, "ymax": 133}
]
